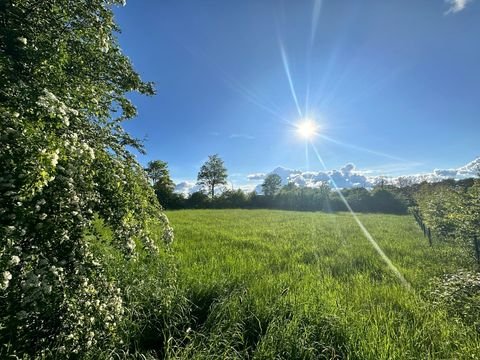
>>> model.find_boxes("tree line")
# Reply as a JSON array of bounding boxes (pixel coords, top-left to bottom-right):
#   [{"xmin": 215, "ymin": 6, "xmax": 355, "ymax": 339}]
[{"xmin": 145, "ymin": 155, "xmax": 410, "ymax": 214}]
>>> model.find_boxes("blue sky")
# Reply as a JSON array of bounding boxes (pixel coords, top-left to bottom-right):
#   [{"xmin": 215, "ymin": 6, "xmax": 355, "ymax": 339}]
[{"xmin": 114, "ymin": 0, "xmax": 479, "ymax": 187}]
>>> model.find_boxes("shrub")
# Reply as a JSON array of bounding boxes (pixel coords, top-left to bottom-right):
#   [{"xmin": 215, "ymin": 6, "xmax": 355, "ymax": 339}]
[{"xmin": 0, "ymin": 1, "xmax": 174, "ymax": 357}]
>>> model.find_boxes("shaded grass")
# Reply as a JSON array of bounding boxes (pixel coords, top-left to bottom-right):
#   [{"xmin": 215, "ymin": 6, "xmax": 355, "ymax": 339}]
[
  {"xmin": 166, "ymin": 209, "xmax": 480, "ymax": 359},
  {"xmin": 87, "ymin": 220, "xmax": 187, "ymax": 359}
]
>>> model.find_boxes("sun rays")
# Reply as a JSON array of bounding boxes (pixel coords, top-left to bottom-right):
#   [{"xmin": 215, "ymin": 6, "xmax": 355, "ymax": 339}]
[
  {"xmin": 271, "ymin": 0, "xmax": 411, "ymax": 288},
  {"xmin": 296, "ymin": 118, "xmax": 320, "ymax": 139}
]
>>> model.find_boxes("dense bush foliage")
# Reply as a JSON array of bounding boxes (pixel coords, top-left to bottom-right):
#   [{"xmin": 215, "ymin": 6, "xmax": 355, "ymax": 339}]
[
  {"xmin": 413, "ymin": 179, "xmax": 480, "ymax": 325},
  {"xmin": 430, "ymin": 269, "xmax": 480, "ymax": 331},
  {"xmin": 414, "ymin": 179, "xmax": 480, "ymax": 257},
  {"xmin": 0, "ymin": 1, "xmax": 174, "ymax": 357}
]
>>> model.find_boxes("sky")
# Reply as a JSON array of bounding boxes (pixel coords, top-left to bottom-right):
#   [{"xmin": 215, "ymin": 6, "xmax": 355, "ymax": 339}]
[{"xmin": 114, "ymin": 0, "xmax": 480, "ymax": 188}]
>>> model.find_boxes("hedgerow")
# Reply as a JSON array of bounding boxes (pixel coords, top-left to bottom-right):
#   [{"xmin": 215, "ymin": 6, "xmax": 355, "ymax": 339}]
[{"xmin": 0, "ymin": 1, "xmax": 174, "ymax": 357}]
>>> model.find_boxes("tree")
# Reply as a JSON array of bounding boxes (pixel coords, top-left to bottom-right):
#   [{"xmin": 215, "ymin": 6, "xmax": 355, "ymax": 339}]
[
  {"xmin": 186, "ymin": 191, "xmax": 211, "ymax": 208},
  {"xmin": 0, "ymin": 1, "xmax": 174, "ymax": 356},
  {"xmin": 262, "ymin": 174, "xmax": 282, "ymax": 197},
  {"xmin": 197, "ymin": 154, "xmax": 228, "ymax": 198},
  {"xmin": 216, "ymin": 189, "xmax": 248, "ymax": 208},
  {"xmin": 145, "ymin": 160, "xmax": 173, "ymax": 186},
  {"xmin": 370, "ymin": 188, "xmax": 408, "ymax": 214},
  {"xmin": 145, "ymin": 160, "xmax": 176, "ymax": 208}
]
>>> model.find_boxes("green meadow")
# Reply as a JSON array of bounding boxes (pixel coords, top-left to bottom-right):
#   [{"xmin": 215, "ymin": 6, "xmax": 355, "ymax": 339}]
[{"xmin": 165, "ymin": 209, "xmax": 480, "ymax": 359}]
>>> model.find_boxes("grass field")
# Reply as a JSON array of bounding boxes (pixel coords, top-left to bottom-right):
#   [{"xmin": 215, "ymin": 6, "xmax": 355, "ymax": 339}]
[{"xmin": 166, "ymin": 209, "xmax": 480, "ymax": 359}]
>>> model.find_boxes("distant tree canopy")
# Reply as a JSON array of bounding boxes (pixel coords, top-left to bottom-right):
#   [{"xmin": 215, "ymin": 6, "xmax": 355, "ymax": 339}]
[
  {"xmin": 197, "ymin": 154, "xmax": 228, "ymax": 198},
  {"xmin": 175, "ymin": 182, "xmax": 409, "ymax": 214},
  {"xmin": 262, "ymin": 174, "xmax": 282, "ymax": 197}
]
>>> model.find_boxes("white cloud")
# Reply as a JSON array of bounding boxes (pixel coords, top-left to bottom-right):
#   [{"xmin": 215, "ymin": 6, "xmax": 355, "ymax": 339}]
[
  {"xmin": 340, "ymin": 163, "xmax": 355, "ymax": 175},
  {"xmin": 237, "ymin": 183, "xmax": 258, "ymax": 193},
  {"xmin": 175, "ymin": 157, "xmax": 479, "ymax": 196},
  {"xmin": 445, "ymin": 0, "xmax": 472, "ymax": 14},
  {"xmin": 174, "ymin": 181, "xmax": 203, "ymax": 196},
  {"xmin": 174, "ymin": 180, "xmax": 255, "ymax": 196},
  {"xmin": 246, "ymin": 156, "xmax": 480, "ymax": 193}
]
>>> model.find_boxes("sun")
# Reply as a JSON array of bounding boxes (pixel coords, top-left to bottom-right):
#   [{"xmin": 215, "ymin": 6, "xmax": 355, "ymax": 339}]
[{"xmin": 296, "ymin": 118, "xmax": 319, "ymax": 139}]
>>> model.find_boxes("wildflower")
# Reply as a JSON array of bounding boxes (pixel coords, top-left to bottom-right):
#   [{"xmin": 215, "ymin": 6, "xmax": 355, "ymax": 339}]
[
  {"xmin": 2, "ymin": 271, "xmax": 12, "ymax": 290},
  {"xmin": 51, "ymin": 151, "xmax": 59, "ymax": 167},
  {"xmin": 10, "ymin": 255, "xmax": 20, "ymax": 266},
  {"xmin": 17, "ymin": 36, "xmax": 27, "ymax": 45},
  {"xmin": 163, "ymin": 226, "xmax": 174, "ymax": 245}
]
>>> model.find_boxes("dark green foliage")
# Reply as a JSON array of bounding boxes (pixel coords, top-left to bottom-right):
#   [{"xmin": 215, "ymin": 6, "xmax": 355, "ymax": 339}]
[
  {"xmin": 274, "ymin": 184, "xmax": 331, "ymax": 211},
  {"xmin": 186, "ymin": 191, "xmax": 211, "ymax": 209},
  {"xmin": 145, "ymin": 160, "xmax": 181, "ymax": 209},
  {"xmin": 216, "ymin": 189, "xmax": 249, "ymax": 208},
  {"xmin": 337, "ymin": 187, "xmax": 371, "ymax": 212},
  {"xmin": 370, "ymin": 189, "xmax": 409, "ymax": 214},
  {"xmin": 175, "ymin": 183, "xmax": 409, "ymax": 214}
]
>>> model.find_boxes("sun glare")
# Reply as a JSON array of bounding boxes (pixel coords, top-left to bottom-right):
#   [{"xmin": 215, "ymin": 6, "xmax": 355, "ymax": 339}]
[{"xmin": 296, "ymin": 119, "xmax": 319, "ymax": 139}]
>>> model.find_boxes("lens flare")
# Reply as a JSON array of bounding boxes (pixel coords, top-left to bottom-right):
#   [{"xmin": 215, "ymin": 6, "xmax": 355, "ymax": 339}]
[
  {"xmin": 296, "ymin": 119, "xmax": 319, "ymax": 139},
  {"xmin": 309, "ymin": 142, "xmax": 411, "ymax": 290}
]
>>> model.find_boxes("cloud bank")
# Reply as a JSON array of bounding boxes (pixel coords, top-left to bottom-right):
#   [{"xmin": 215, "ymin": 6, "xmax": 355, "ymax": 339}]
[
  {"xmin": 249, "ymin": 157, "xmax": 480, "ymax": 194},
  {"xmin": 174, "ymin": 157, "xmax": 479, "ymax": 196},
  {"xmin": 174, "ymin": 181, "xmax": 203, "ymax": 197}
]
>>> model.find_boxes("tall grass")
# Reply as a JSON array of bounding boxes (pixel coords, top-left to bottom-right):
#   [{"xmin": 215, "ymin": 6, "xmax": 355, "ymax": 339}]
[{"xmin": 166, "ymin": 210, "xmax": 480, "ymax": 359}]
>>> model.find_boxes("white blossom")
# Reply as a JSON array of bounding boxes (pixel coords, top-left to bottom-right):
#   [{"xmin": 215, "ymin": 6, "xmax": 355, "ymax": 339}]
[
  {"xmin": 17, "ymin": 36, "xmax": 27, "ymax": 45},
  {"xmin": 51, "ymin": 149, "xmax": 60, "ymax": 167},
  {"xmin": 2, "ymin": 271, "xmax": 12, "ymax": 290},
  {"xmin": 10, "ymin": 256, "xmax": 20, "ymax": 266}
]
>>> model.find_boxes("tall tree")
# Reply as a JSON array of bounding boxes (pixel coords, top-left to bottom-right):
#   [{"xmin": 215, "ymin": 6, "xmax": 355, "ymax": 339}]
[
  {"xmin": 262, "ymin": 174, "xmax": 282, "ymax": 197},
  {"xmin": 145, "ymin": 160, "xmax": 174, "ymax": 188},
  {"xmin": 145, "ymin": 160, "xmax": 176, "ymax": 208},
  {"xmin": 197, "ymin": 154, "xmax": 228, "ymax": 198}
]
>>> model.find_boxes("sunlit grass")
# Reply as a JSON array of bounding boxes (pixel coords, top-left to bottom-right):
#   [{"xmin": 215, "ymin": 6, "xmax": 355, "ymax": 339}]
[{"xmin": 166, "ymin": 209, "xmax": 480, "ymax": 359}]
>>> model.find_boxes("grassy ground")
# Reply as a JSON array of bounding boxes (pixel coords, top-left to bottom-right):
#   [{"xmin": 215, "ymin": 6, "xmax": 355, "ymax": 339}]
[{"xmin": 165, "ymin": 209, "xmax": 480, "ymax": 359}]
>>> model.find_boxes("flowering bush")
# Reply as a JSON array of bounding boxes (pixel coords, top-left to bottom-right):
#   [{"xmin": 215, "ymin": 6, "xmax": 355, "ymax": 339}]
[
  {"xmin": 414, "ymin": 180, "xmax": 480, "ymax": 262},
  {"xmin": 429, "ymin": 270, "xmax": 480, "ymax": 331},
  {"xmin": 0, "ymin": 0, "xmax": 174, "ymax": 357}
]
